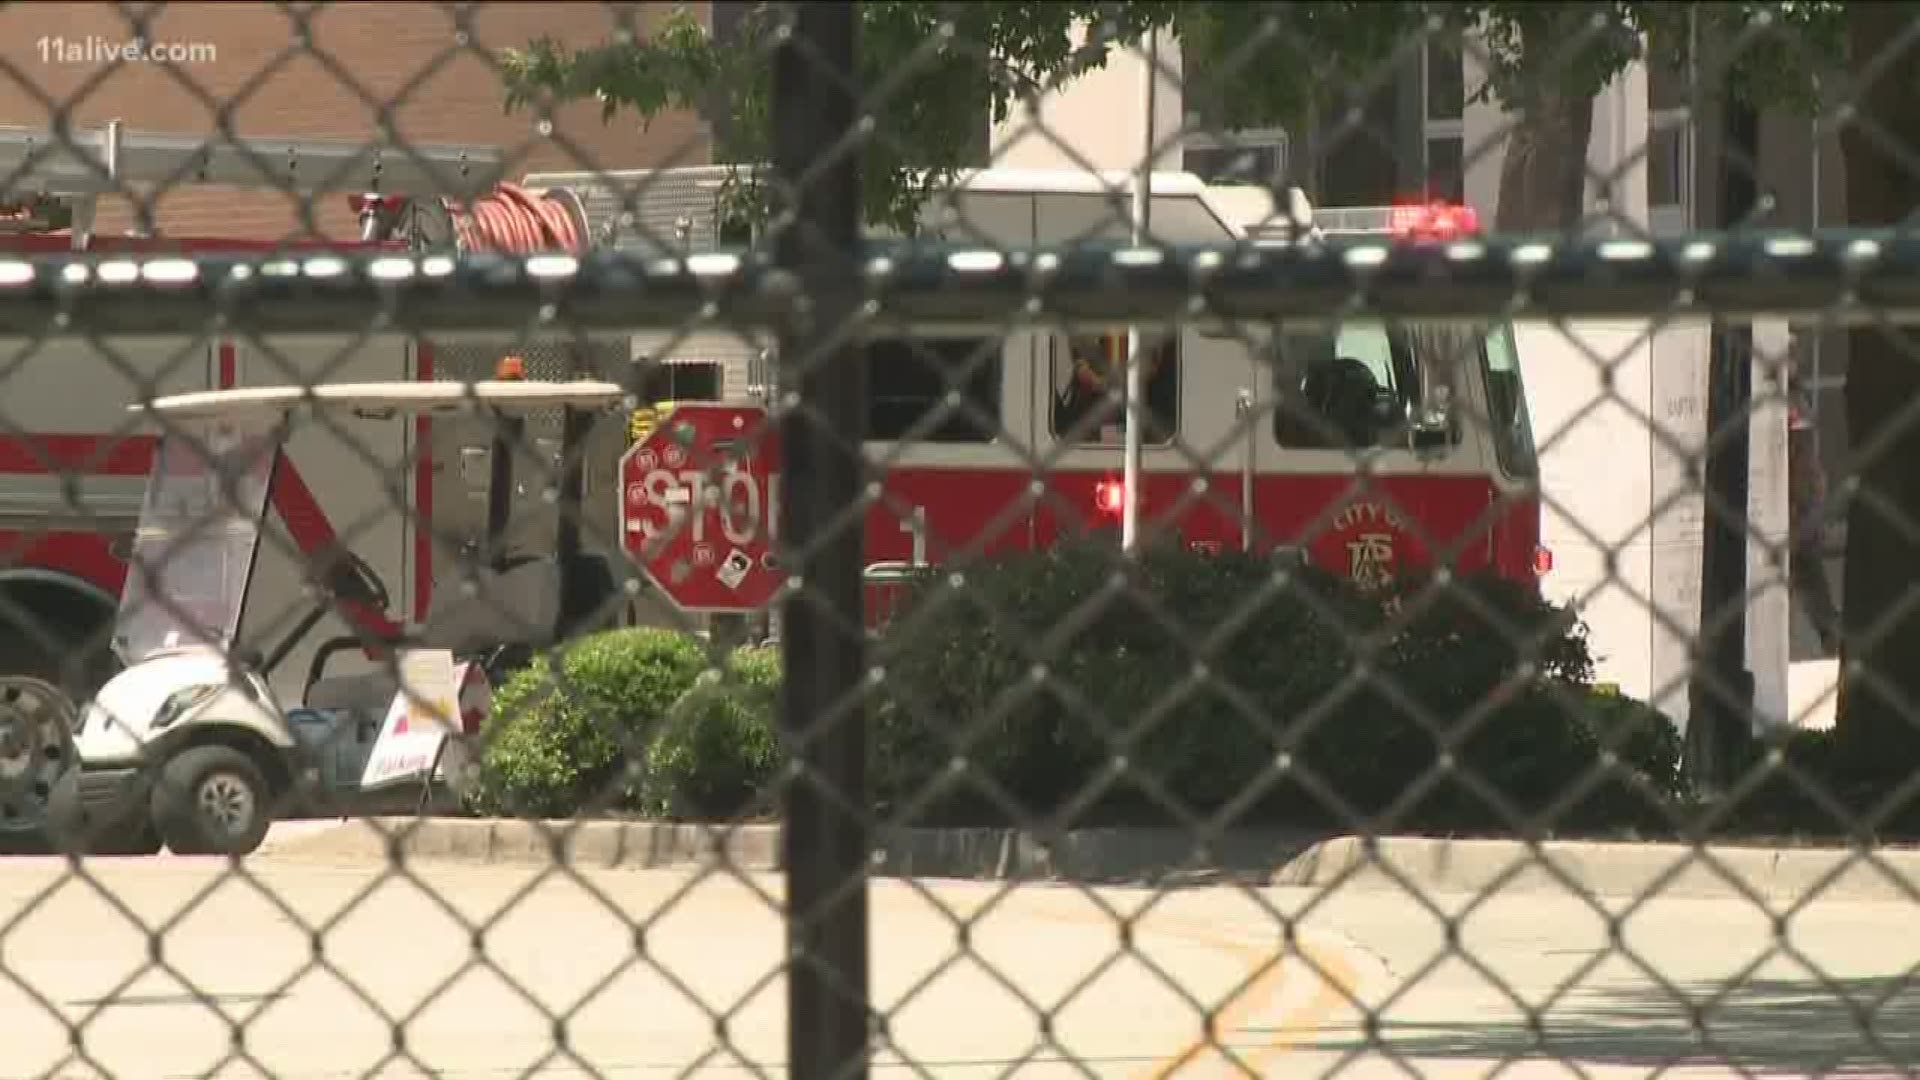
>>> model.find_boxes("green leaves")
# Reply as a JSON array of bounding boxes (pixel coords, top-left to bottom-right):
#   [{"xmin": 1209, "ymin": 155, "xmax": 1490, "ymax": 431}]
[
  {"xmin": 1180, "ymin": 2, "xmax": 1432, "ymax": 134},
  {"xmin": 467, "ymin": 627, "xmax": 713, "ymax": 818},
  {"xmin": 497, "ymin": 1, "xmax": 1855, "ymax": 233},
  {"xmin": 501, "ymin": 11, "xmax": 741, "ymax": 126}
]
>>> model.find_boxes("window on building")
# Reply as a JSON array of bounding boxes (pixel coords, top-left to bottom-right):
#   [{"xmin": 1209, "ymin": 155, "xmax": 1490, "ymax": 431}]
[
  {"xmin": 1647, "ymin": 32, "xmax": 1692, "ymax": 115},
  {"xmin": 1424, "ymin": 137, "xmax": 1466, "ymax": 203},
  {"xmin": 1184, "ymin": 128, "xmax": 1289, "ymax": 187},
  {"xmin": 1647, "ymin": 118, "xmax": 1690, "ymax": 212},
  {"xmin": 867, "ymin": 337, "xmax": 1002, "ymax": 443},
  {"xmin": 1320, "ymin": 82, "xmax": 1403, "ymax": 206},
  {"xmin": 1273, "ymin": 320, "xmax": 1473, "ymax": 451},
  {"xmin": 1050, "ymin": 331, "xmax": 1180, "ymax": 445},
  {"xmin": 1646, "ymin": 27, "xmax": 1694, "ymax": 217},
  {"xmin": 1421, "ymin": 34, "xmax": 1467, "ymax": 204},
  {"xmin": 1425, "ymin": 34, "xmax": 1466, "ymax": 124}
]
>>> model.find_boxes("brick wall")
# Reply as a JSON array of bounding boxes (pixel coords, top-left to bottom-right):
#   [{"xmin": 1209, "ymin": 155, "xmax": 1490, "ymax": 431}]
[{"xmin": 0, "ymin": 2, "xmax": 710, "ymax": 241}]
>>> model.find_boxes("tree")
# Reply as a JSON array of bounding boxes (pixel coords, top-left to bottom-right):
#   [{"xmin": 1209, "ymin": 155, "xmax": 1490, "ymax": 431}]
[
  {"xmin": 504, "ymin": 3, "xmax": 1186, "ymax": 234},
  {"xmin": 1624, "ymin": 2, "xmax": 1920, "ymax": 781},
  {"xmin": 1475, "ymin": 4, "xmax": 1642, "ymax": 231},
  {"xmin": 1824, "ymin": 3, "xmax": 1920, "ymax": 781},
  {"xmin": 496, "ymin": 3, "xmax": 1643, "ymax": 233},
  {"xmin": 500, "ymin": 3, "xmax": 1449, "ymax": 233},
  {"xmin": 501, "ymin": 2, "xmax": 1920, "ymax": 778}
]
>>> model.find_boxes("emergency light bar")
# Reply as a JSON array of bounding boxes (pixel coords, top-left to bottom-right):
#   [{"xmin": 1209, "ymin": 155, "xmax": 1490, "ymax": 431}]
[
  {"xmin": 1388, "ymin": 202, "xmax": 1481, "ymax": 240},
  {"xmin": 1232, "ymin": 188, "xmax": 1483, "ymax": 247},
  {"xmin": 1309, "ymin": 200, "xmax": 1482, "ymax": 240}
]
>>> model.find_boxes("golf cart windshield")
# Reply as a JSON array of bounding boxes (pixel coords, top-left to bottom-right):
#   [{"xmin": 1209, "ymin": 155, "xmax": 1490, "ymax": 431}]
[{"xmin": 114, "ymin": 413, "xmax": 278, "ymax": 663}]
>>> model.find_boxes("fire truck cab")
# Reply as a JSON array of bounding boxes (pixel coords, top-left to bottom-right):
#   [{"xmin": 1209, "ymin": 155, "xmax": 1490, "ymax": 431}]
[{"xmin": 839, "ymin": 169, "xmax": 1542, "ymax": 602}]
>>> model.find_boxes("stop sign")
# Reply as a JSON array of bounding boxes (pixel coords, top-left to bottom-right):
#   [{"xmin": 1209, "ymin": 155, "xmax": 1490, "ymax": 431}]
[{"xmin": 619, "ymin": 403, "xmax": 783, "ymax": 613}]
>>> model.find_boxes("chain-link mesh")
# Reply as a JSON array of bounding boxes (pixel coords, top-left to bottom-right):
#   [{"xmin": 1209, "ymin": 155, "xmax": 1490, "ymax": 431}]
[{"xmin": 0, "ymin": 1, "xmax": 1916, "ymax": 1077}]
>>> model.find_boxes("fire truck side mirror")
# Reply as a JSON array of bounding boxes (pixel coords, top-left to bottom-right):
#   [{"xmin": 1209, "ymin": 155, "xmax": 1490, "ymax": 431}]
[{"xmin": 1409, "ymin": 384, "xmax": 1455, "ymax": 455}]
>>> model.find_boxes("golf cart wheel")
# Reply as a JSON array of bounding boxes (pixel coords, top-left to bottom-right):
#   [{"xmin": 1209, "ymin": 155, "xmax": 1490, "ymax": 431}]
[
  {"xmin": 0, "ymin": 676, "xmax": 77, "ymax": 839},
  {"xmin": 152, "ymin": 746, "xmax": 272, "ymax": 857}
]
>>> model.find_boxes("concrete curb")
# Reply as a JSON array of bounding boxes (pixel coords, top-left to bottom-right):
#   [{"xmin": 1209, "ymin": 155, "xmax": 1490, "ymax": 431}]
[
  {"xmin": 265, "ymin": 818, "xmax": 1920, "ymax": 903},
  {"xmin": 1269, "ymin": 835, "xmax": 1920, "ymax": 904}
]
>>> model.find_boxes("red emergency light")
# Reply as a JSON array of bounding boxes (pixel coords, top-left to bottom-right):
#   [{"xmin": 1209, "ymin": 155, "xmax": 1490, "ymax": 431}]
[
  {"xmin": 1093, "ymin": 479, "xmax": 1126, "ymax": 516},
  {"xmin": 1389, "ymin": 201, "xmax": 1481, "ymax": 241}
]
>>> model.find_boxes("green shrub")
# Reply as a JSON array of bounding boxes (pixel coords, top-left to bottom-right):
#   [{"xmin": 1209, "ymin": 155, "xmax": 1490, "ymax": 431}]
[
  {"xmin": 873, "ymin": 545, "xmax": 1683, "ymax": 833},
  {"xmin": 635, "ymin": 646, "xmax": 783, "ymax": 819},
  {"xmin": 461, "ymin": 546, "xmax": 1696, "ymax": 835},
  {"xmin": 1719, "ymin": 726, "xmax": 1879, "ymax": 838},
  {"xmin": 1580, "ymin": 684, "xmax": 1686, "ymax": 796},
  {"xmin": 871, "ymin": 537, "xmax": 1381, "ymax": 824},
  {"xmin": 468, "ymin": 627, "xmax": 712, "ymax": 818},
  {"xmin": 1327, "ymin": 573, "xmax": 1683, "ymax": 831}
]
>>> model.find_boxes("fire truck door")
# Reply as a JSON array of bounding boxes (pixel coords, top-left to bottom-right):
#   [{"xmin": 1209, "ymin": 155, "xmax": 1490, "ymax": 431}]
[
  {"xmin": 231, "ymin": 333, "xmax": 413, "ymax": 705},
  {"xmin": 1024, "ymin": 188, "xmax": 1253, "ymax": 550}
]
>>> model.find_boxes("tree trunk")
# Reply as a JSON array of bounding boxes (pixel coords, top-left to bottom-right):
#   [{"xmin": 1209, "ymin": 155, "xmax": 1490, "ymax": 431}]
[
  {"xmin": 1493, "ymin": 86, "xmax": 1594, "ymax": 232},
  {"xmin": 1835, "ymin": 5, "xmax": 1920, "ymax": 779}
]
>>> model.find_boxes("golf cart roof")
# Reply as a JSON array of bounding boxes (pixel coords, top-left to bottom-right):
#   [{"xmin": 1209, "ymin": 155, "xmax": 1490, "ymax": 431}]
[{"xmin": 133, "ymin": 380, "xmax": 627, "ymax": 420}]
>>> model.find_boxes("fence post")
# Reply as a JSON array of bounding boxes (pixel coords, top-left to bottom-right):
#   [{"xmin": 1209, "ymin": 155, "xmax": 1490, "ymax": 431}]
[{"xmin": 771, "ymin": 6, "xmax": 870, "ymax": 1080}]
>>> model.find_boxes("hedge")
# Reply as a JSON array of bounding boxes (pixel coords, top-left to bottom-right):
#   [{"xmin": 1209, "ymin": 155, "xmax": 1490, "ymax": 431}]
[
  {"xmin": 870, "ymin": 538, "xmax": 1687, "ymax": 833},
  {"xmin": 466, "ymin": 627, "xmax": 713, "ymax": 818},
  {"xmin": 633, "ymin": 646, "xmax": 783, "ymax": 819},
  {"xmin": 468, "ymin": 541, "xmax": 1700, "ymax": 834}
]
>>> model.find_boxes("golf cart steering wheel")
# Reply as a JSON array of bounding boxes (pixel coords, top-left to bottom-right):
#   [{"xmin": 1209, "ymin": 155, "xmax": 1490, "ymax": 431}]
[
  {"xmin": 253, "ymin": 549, "xmax": 396, "ymax": 688},
  {"xmin": 294, "ymin": 553, "xmax": 402, "ymax": 704}
]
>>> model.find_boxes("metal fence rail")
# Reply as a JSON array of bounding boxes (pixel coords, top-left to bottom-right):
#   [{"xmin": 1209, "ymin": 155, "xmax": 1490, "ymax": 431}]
[{"xmin": 0, "ymin": 2, "xmax": 1916, "ymax": 1079}]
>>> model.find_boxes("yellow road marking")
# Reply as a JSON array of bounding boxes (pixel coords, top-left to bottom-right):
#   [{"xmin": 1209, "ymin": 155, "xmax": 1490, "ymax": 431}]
[
  {"xmin": 1136, "ymin": 917, "xmax": 1355, "ymax": 1080},
  {"xmin": 1020, "ymin": 897, "xmax": 1361, "ymax": 1079}
]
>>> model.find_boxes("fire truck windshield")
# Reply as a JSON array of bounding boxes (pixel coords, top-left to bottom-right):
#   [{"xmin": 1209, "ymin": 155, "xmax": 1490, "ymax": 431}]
[
  {"xmin": 114, "ymin": 415, "xmax": 278, "ymax": 663},
  {"xmin": 1481, "ymin": 322, "xmax": 1537, "ymax": 478},
  {"xmin": 1271, "ymin": 319, "xmax": 1533, "ymax": 470}
]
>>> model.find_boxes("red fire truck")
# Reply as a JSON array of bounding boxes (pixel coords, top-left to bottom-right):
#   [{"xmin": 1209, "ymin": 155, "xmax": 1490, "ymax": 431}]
[
  {"xmin": 0, "ymin": 140, "xmax": 1541, "ymax": 709},
  {"xmin": 857, "ymin": 175, "xmax": 1538, "ymax": 604},
  {"xmin": 541, "ymin": 164, "xmax": 1542, "ymax": 619}
]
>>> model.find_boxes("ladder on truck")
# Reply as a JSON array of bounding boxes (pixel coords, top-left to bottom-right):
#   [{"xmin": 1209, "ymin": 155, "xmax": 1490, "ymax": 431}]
[{"xmin": 0, "ymin": 120, "xmax": 507, "ymax": 248}]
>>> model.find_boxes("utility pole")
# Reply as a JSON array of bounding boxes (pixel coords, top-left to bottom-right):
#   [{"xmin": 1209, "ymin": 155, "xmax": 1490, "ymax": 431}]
[
  {"xmin": 1687, "ymin": 75, "xmax": 1760, "ymax": 794},
  {"xmin": 1121, "ymin": 29, "xmax": 1158, "ymax": 552}
]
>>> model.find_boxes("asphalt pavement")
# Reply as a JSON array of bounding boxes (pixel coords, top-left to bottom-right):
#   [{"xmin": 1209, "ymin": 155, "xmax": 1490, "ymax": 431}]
[{"xmin": 0, "ymin": 851, "xmax": 1912, "ymax": 1080}]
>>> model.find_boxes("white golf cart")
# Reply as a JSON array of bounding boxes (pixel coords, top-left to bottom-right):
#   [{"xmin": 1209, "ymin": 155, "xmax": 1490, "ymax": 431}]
[{"xmin": 46, "ymin": 378, "xmax": 627, "ymax": 857}]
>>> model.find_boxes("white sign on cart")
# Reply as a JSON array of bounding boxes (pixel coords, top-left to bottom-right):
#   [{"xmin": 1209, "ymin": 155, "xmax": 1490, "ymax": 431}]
[{"xmin": 360, "ymin": 649, "xmax": 464, "ymax": 791}]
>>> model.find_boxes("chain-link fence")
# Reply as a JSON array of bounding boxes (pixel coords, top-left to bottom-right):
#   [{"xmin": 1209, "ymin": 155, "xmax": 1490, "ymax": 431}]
[{"xmin": 1, "ymin": 1, "xmax": 1919, "ymax": 1077}]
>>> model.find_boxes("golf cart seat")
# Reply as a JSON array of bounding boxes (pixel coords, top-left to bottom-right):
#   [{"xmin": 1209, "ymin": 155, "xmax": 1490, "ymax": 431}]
[{"xmin": 419, "ymin": 557, "xmax": 562, "ymax": 655}]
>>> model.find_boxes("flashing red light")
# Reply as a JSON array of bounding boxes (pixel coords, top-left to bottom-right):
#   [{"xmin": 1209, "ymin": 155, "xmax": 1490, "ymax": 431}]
[
  {"xmin": 1093, "ymin": 479, "xmax": 1126, "ymax": 516},
  {"xmin": 1390, "ymin": 201, "xmax": 1481, "ymax": 241},
  {"xmin": 1534, "ymin": 545, "xmax": 1554, "ymax": 575}
]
